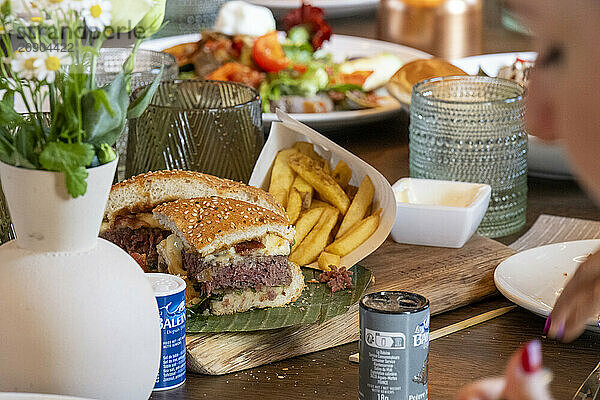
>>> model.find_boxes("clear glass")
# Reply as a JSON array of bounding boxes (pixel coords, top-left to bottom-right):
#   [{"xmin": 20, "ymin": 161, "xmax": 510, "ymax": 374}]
[
  {"xmin": 409, "ymin": 76, "xmax": 527, "ymax": 238},
  {"xmin": 95, "ymin": 48, "xmax": 179, "ymax": 181},
  {"xmin": 127, "ymin": 80, "xmax": 263, "ymax": 183}
]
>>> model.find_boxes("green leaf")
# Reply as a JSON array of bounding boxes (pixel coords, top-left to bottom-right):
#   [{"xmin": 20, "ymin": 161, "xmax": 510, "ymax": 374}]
[
  {"xmin": 185, "ymin": 265, "xmax": 372, "ymax": 333},
  {"xmin": 1, "ymin": 0, "xmax": 11, "ymax": 16},
  {"xmin": 81, "ymin": 71, "xmax": 129, "ymax": 146},
  {"xmin": 90, "ymin": 89, "xmax": 114, "ymax": 116},
  {"xmin": 39, "ymin": 142, "xmax": 95, "ymax": 197},
  {"xmin": 64, "ymin": 166, "xmax": 89, "ymax": 197},
  {"xmin": 39, "ymin": 142, "xmax": 95, "ymax": 171},
  {"xmin": 0, "ymin": 90, "xmax": 24, "ymax": 127},
  {"xmin": 0, "ymin": 131, "xmax": 15, "ymax": 164},
  {"xmin": 127, "ymin": 66, "xmax": 163, "ymax": 119},
  {"xmin": 13, "ymin": 124, "xmax": 38, "ymax": 168}
]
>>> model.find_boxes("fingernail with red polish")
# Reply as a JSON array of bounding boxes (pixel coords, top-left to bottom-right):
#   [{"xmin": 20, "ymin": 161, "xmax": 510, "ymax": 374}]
[
  {"xmin": 521, "ymin": 340, "xmax": 542, "ymax": 373},
  {"xmin": 543, "ymin": 316, "xmax": 551, "ymax": 335}
]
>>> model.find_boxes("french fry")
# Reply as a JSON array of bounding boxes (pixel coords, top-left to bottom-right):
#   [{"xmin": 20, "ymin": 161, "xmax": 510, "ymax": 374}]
[
  {"xmin": 336, "ymin": 175, "xmax": 375, "ymax": 238},
  {"xmin": 293, "ymin": 142, "xmax": 319, "ymax": 158},
  {"xmin": 288, "ymin": 153, "xmax": 350, "ymax": 214},
  {"xmin": 310, "ymin": 199, "xmax": 337, "ymax": 211},
  {"xmin": 293, "ymin": 141, "xmax": 331, "ymax": 174},
  {"xmin": 290, "ymin": 207, "xmax": 339, "ymax": 265},
  {"xmin": 345, "ymin": 184, "xmax": 359, "ymax": 201},
  {"xmin": 268, "ymin": 149, "xmax": 297, "ymax": 208},
  {"xmin": 332, "ymin": 161, "xmax": 352, "ymax": 189},
  {"xmin": 286, "ymin": 176, "xmax": 313, "ymax": 224},
  {"xmin": 325, "ymin": 211, "xmax": 380, "ymax": 257},
  {"xmin": 317, "ymin": 252, "xmax": 340, "ymax": 271},
  {"xmin": 291, "ymin": 208, "xmax": 324, "ymax": 251}
]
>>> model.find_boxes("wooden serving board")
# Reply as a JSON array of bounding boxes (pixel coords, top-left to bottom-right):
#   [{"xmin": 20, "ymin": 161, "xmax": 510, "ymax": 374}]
[{"xmin": 186, "ymin": 234, "xmax": 515, "ymax": 375}]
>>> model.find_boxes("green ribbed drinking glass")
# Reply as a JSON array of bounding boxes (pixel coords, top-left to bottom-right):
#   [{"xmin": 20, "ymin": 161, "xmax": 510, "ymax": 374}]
[
  {"xmin": 409, "ymin": 76, "xmax": 527, "ymax": 238},
  {"xmin": 127, "ymin": 80, "xmax": 263, "ymax": 183},
  {"xmin": 95, "ymin": 48, "xmax": 179, "ymax": 181}
]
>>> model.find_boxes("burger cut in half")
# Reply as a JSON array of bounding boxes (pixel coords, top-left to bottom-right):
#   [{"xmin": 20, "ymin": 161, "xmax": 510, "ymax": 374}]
[
  {"xmin": 153, "ymin": 197, "xmax": 304, "ymax": 315},
  {"xmin": 100, "ymin": 170, "xmax": 286, "ymax": 272}
]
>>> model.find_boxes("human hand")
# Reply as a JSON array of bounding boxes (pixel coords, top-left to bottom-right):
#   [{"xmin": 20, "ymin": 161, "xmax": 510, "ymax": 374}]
[
  {"xmin": 545, "ymin": 250, "xmax": 600, "ymax": 342},
  {"xmin": 455, "ymin": 341, "xmax": 553, "ymax": 400}
]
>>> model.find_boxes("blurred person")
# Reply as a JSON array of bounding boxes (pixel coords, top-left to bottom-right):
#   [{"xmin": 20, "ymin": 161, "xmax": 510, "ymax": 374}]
[{"xmin": 455, "ymin": 0, "xmax": 600, "ymax": 398}]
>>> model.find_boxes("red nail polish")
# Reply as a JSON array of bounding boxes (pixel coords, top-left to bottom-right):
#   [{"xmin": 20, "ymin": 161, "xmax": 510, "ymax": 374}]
[
  {"xmin": 521, "ymin": 340, "xmax": 542, "ymax": 373},
  {"xmin": 543, "ymin": 316, "xmax": 551, "ymax": 335}
]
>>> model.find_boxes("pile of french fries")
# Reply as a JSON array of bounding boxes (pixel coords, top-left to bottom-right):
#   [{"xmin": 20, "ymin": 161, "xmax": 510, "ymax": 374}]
[{"xmin": 268, "ymin": 142, "xmax": 380, "ymax": 271}]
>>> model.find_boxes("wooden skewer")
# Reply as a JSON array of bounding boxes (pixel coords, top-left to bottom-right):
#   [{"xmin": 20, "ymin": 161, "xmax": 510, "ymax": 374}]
[{"xmin": 348, "ymin": 305, "xmax": 517, "ymax": 364}]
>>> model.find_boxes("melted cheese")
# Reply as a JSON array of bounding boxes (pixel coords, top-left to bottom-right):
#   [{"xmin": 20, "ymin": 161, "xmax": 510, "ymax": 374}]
[
  {"xmin": 157, "ymin": 234, "xmax": 186, "ymax": 277},
  {"xmin": 204, "ymin": 233, "xmax": 291, "ymax": 264},
  {"xmin": 134, "ymin": 213, "xmax": 163, "ymax": 229}
]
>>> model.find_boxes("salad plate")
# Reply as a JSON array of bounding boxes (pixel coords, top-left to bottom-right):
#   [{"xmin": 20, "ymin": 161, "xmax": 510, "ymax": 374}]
[
  {"xmin": 245, "ymin": 0, "xmax": 379, "ymax": 19},
  {"xmin": 494, "ymin": 239, "xmax": 600, "ymax": 333},
  {"xmin": 140, "ymin": 33, "xmax": 430, "ymax": 130},
  {"xmin": 452, "ymin": 52, "xmax": 574, "ymax": 180}
]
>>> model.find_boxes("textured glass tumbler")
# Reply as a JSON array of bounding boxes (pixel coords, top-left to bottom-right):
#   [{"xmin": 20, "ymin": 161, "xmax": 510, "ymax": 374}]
[
  {"xmin": 127, "ymin": 80, "xmax": 263, "ymax": 183},
  {"xmin": 96, "ymin": 48, "xmax": 179, "ymax": 181},
  {"xmin": 409, "ymin": 76, "xmax": 527, "ymax": 238}
]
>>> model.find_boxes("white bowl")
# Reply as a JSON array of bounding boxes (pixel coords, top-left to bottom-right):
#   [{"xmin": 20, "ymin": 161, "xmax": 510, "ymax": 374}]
[{"xmin": 390, "ymin": 178, "xmax": 491, "ymax": 248}]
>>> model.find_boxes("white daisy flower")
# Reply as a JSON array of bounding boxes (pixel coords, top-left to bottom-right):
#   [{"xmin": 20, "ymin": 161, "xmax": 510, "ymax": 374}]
[
  {"xmin": 10, "ymin": 51, "xmax": 39, "ymax": 80},
  {"xmin": 33, "ymin": 51, "xmax": 71, "ymax": 83},
  {"xmin": 81, "ymin": 0, "xmax": 111, "ymax": 31}
]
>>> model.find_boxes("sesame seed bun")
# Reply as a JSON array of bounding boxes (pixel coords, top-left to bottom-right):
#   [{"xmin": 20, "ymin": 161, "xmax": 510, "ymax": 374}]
[
  {"xmin": 104, "ymin": 170, "xmax": 286, "ymax": 225},
  {"xmin": 153, "ymin": 197, "xmax": 294, "ymax": 256}
]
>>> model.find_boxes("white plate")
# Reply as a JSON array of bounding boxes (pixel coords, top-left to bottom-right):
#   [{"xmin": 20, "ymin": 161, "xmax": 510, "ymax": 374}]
[
  {"xmin": 452, "ymin": 52, "xmax": 574, "ymax": 180},
  {"xmin": 494, "ymin": 240, "xmax": 600, "ymax": 333},
  {"xmin": 245, "ymin": 0, "xmax": 379, "ymax": 19},
  {"xmin": 249, "ymin": 111, "xmax": 396, "ymax": 269},
  {"xmin": 140, "ymin": 33, "xmax": 430, "ymax": 130}
]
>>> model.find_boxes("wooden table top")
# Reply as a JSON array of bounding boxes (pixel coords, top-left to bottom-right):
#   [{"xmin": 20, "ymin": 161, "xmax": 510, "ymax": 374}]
[{"xmin": 152, "ymin": 5, "xmax": 600, "ymax": 399}]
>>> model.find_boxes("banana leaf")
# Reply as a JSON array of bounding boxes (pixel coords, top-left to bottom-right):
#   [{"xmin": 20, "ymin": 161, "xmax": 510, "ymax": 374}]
[{"xmin": 186, "ymin": 265, "xmax": 372, "ymax": 333}]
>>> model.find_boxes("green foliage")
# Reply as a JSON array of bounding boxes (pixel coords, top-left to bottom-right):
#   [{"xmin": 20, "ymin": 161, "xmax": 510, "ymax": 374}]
[
  {"xmin": 39, "ymin": 142, "xmax": 95, "ymax": 197},
  {"xmin": 127, "ymin": 67, "xmax": 163, "ymax": 119},
  {"xmin": 97, "ymin": 143, "xmax": 116, "ymax": 164},
  {"xmin": 0, "ymin": 4, "xmax": 165, "ymax": 198}
]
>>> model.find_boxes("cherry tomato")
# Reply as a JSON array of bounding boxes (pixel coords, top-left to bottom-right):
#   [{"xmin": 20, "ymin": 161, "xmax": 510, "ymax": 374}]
[{"xmin": 252, "ymin": 31, "xmax": 290, "ymax": 73}]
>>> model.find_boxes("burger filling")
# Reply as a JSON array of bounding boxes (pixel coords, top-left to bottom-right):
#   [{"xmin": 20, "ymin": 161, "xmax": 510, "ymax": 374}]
[
  {"xmin": 157, "ymin": 233, "xmax": 293, "ymax": 305},
  {"xmin": 99, "ymin": 213, "xmax": 171, "ymax": 272},
  {"xmin": 184, "ymin": 252, "xmax": 291, "ymax": 296}
]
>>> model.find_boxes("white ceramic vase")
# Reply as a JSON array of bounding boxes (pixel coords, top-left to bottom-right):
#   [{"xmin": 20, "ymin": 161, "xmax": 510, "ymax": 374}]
[{"xmin": 0, "ymin": 160, "xmax": 161, "ymax": 400}]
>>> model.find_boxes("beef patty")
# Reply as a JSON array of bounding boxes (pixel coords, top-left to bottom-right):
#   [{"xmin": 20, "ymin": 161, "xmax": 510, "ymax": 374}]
[
  {"xmin": 183, "ymin": 252, "xmax": 291, "ymax": 295},
  {"xmin": 100, "ymin": 227, "xmax": 170, "ymax": 271}
]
